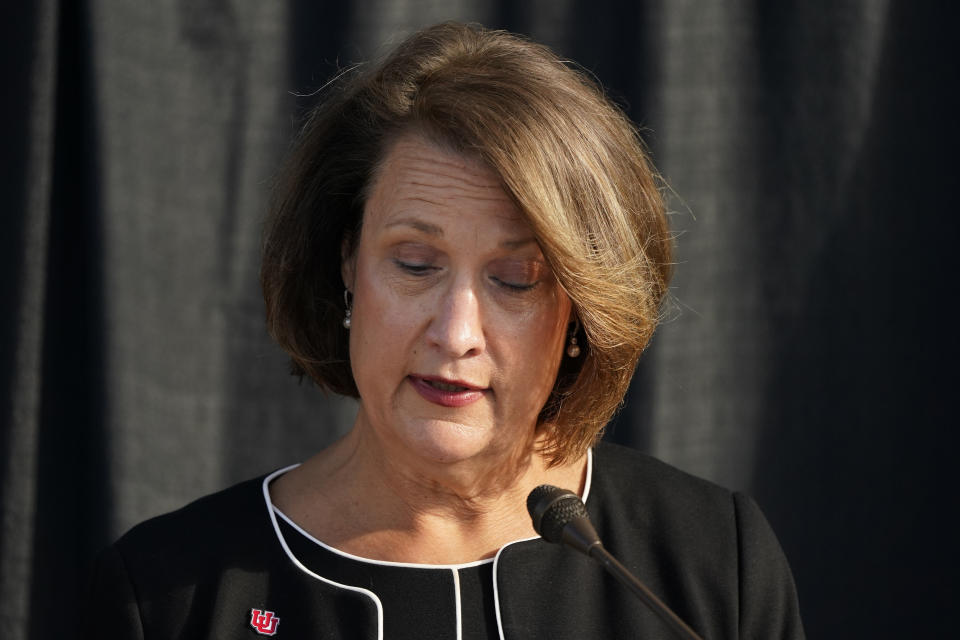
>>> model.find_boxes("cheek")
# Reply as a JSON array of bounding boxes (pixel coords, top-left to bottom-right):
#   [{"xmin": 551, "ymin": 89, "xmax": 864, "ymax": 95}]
[
  {"xmin": 350, "ymin": 266, "xmax": 423, "ymax": 365},
  {"xmin": 507, "ymin": 294, "xmax": 570, "ymax": 386},
  {"xmin": 537, "ymin": 288, "xmax": 572, "ymax": 348}
]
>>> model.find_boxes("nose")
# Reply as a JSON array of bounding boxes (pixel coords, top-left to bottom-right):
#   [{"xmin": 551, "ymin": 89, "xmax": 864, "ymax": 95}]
[{"xmin": 425, "ymin": 279, "xmax": 485, "ymax": 357}]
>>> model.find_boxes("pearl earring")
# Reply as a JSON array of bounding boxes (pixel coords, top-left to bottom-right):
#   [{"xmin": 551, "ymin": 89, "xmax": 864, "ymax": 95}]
[
  {"xmin": 566, "ymin": 318, "xmax": 581, "ymax": 358},
  {"xmin": 342, "ymin": 289, "xmax": 352, "ymax": 329}
]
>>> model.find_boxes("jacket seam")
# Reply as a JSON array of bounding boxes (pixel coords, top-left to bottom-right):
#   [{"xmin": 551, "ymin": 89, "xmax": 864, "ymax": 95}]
[
  {"xmin": 733, "ymin": 492, "xmax": 744, "ymax": 639},
  {"xmin": 112, "ymin": 544, "xmax": 147, "ymax": 640}
]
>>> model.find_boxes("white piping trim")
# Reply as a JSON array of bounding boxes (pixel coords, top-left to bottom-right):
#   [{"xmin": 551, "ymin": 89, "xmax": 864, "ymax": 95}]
[
  {"xmin": 262, "ymin": 466, "xmax": 384, "ymax": 640},
  {"xmin": 452, "ymin": 568, "xmax": 463, "ymax": 640},
  {"xmin": 267, "ymin": 444, "xmax": 596, "ymax": 571},
  {"xmin": 492, "ymin": 448, "xmax": 595, "ymax": 639},
  {"xmin": 492, "ymin": 534, "xmax": 536, "ymax": 640},
  {"xmin": 273, "ymin": 508, "xmax": 494, "ymax": 570},
  {"xmin": 265, "ymin": 446, "xmax": 595, "ymax": 640},
  {"xmin": 582, "ymin": 446, "xmax": 595, "ymax": 505}
]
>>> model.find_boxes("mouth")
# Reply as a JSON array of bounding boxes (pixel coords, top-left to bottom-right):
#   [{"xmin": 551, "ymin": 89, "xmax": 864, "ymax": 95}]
[
  {"xmin": 408, "ymin": 375, "xmax": 486, "ymax": 407},
  {"xmin": 423, "ymin": 379, "xmax": 473, "ymax": 392},
  {"xmin": 416, "ymin": 375, "xmax": 484, "ymax": 391}
]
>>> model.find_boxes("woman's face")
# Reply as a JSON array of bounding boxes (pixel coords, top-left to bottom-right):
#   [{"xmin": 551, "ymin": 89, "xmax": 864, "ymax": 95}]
[{"xmin": 342, "ymin": 135, "xmax": 572, "ymax": 467}]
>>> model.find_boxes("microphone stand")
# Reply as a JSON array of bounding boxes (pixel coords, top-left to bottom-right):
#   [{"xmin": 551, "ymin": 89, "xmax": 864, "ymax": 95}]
[
  {"xmin": 532, "ymin": 485, "xmax": 704, "ymax": 640},
  {"xmin": 589, "ymin": 545, "xmax": 703, "ymax": 640}
]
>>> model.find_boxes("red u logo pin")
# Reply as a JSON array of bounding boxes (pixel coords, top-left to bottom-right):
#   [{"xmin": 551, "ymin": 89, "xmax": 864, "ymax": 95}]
[{"xmin": 250, "ymin": 608, "xmax": 280, "ymax": 636}]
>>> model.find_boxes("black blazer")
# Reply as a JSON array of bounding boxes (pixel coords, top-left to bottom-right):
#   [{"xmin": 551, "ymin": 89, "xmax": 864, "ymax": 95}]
[{"xmin": 85, "ymin": 442, "xmax": 804, "ymax": 639}]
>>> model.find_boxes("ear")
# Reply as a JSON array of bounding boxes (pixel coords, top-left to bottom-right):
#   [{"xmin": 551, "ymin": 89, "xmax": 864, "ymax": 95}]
[
  {"xmin": 565, "ymin": 299, "xmax": 578, "ymax": 326},
  {"xmin": 567, "ymin": 307, "xmax": 580, "ymax": 333},
  {"xmin": 340, "ymin": 235, "xmax": 356, "ymax": 291}
]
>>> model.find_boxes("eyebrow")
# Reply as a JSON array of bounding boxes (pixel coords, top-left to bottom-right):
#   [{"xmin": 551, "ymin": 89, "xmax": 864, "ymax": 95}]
[
  {"xmin": 384, "ymin": 217, "xmax": 539, "ymax": 250},
  {"xmin": 500, "ymin": 237, "xmax": 537, "ymax": 249},
  {"xmin": 384, "ymin": 218, "xmax": 443, "ymax": 236}
]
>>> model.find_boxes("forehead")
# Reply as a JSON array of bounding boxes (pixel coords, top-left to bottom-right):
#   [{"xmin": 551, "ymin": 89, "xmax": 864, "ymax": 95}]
[{"xmin": 363, "ymin": 134, "xmax": 530, "ymax": 234}]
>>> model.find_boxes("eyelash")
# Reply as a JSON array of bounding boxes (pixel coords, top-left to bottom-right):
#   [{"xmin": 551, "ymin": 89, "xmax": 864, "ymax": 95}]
[
  {"xmin": 395, "ymin": 260, "xmax": 435, "ymax": 275},
  {"xmin": 491, "ymin": 277, "xmax": 538, "ymax": 292},
  {"xmin": 395, "ymin": 260, "xmax": 539, "ymax": 292}
]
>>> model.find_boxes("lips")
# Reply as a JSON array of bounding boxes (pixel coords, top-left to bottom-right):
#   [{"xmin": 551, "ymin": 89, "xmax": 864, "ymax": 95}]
[
  {"xmin": 425, "ymin": 379, "xmax": 469, "ymax": 392},
  {"xmin": 409, "ymin": 375, "xmax": 486, "ymax": 408}
]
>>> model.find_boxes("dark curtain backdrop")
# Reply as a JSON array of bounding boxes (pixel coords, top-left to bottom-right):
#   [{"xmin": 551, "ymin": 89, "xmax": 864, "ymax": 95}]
[{"xmin": 2, "ymin": 1, "xmax": 956, "ymax": 638}]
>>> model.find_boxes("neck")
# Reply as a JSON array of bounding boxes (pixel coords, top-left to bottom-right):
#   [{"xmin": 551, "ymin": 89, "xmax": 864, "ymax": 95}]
[{"xmin": 271, "ymin": 419, "xmax": 587, "ymax": 564}]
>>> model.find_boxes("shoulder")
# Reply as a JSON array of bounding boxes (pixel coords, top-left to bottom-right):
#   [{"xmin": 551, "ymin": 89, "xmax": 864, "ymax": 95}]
[
  {"xmin": 589, "ymin": 440, "xmax": 782, "ymax": 567},
  {"xmin": 84, "ymin": 474, "xmax": 286, "ymax": 639},
  {"xmin": 589, "ymin": 441, "xmax": 736, "ymax": 533},
  {"xmin": 591, "ymin": 440, "xmax": 729, "ymax": 503},
  {"xmin": 86, "ymin": 469, "xmax": 385, "ymax": 639},
  {"xmin": 589, "ymin": 442, "xmax": 739, "ymax": 561},
  {"xmin": 588, "ymin": 441, "xmax": 805, "ymax": 639},
  {"xmin": 114, "ymin": 474, "xmax": 275, "ymax": 571}
]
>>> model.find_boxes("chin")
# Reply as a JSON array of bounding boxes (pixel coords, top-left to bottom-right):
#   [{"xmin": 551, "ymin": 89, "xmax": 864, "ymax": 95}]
[{"xmin": 403, "ymin": 418, "xmax": 501, "ymax": 465}]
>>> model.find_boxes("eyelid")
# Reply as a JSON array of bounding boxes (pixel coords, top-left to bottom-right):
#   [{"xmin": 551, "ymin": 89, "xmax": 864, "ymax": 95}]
[
  {"xmin": 393, "ymin": 240, "xmax": 439, "ymax": 258},
  {"xmin": 394, "ymin": 258, "xmax": 437, "ymax": 274},
  {"xmin": 490, "ymin": 276, "xmax": 540, "ymax": 292},
  {"xmin": 391, "ymin": 240, "xmax": 442, "ymax": 272},
  {"xmin": 489, "ymin": 258, "xmax": 548, "ymax": 288}
]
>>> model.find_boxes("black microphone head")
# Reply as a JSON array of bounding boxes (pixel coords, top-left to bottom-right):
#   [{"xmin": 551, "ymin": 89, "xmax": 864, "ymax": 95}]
[{"xmin": 527, "ymin": 484, "xmax": 591, "ymax": 544}]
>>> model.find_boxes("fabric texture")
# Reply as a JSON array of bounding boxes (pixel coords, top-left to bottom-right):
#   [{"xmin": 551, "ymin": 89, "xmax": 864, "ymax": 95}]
[
  {"xmin": 83, "ymin": 443, "xmax": 803, "ymax": 639},
  {"xmin": 275, "ymin": 516, "xmax": 500, "ymax": 639}
]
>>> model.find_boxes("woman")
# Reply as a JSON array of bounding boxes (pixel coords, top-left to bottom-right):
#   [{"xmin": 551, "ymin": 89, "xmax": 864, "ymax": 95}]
[{"xmin": 87, "ymin": 22, "xmax": 803, "ymax": 639}]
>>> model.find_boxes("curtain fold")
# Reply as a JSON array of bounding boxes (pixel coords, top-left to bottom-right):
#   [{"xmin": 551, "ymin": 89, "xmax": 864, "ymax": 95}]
[{"xmin": 1, "ymin": 2, "xmax": 59, "ymax": 637}]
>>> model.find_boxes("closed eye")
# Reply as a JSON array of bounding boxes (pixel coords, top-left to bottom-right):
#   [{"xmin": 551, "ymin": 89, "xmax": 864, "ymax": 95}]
[
  {"xmin": 395, "ymin": 259, "xmax": 437, "ymax": 275},
  {"xmin": 490, "ymin": 276, "xmax": 539, "ymax": 292},
  {"xmin": 488, "ymin": 257, "xmax": 547, "ymax": 293}
]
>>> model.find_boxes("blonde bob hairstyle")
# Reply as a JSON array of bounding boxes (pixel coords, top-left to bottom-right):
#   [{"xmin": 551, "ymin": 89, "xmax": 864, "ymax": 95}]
[{"xmin": 262, "ymin": 22, "xmax": 672, "ymax": 465}]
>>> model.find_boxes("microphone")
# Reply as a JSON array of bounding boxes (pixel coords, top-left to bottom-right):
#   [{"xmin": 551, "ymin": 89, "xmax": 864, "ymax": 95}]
[{"xmin": 527, "ymin": 485, "xmax": 703, "ymax": 640}]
